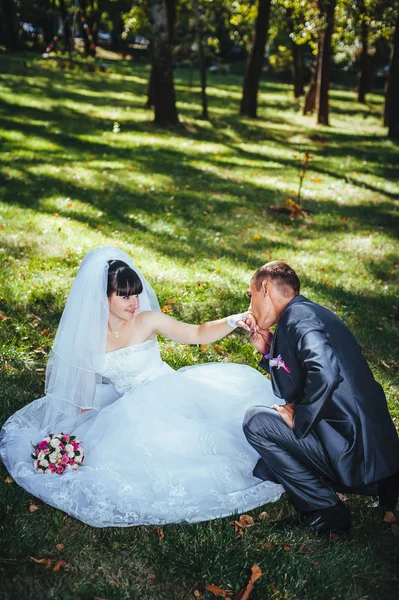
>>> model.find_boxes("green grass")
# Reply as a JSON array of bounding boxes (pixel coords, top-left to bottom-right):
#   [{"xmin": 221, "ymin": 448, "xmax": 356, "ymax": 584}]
[{"xmin": 0, "ymin": 52, "xmax": 398, "ymax": 599}]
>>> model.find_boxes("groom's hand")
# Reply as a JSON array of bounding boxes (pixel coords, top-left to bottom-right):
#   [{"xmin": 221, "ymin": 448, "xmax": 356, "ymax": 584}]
[
  {"xmin": 272, "ymin": 402, "xmax": 295, "ymax": 429},
  {"xmin": 243, "ymin": 315, "xmax": 273, "ymax": 355}
]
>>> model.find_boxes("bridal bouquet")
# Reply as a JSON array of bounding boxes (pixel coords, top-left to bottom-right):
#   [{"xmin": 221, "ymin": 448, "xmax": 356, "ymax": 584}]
[{"xmin": 32, "ymin": 433, "xmax": 84, "ymax": 475}]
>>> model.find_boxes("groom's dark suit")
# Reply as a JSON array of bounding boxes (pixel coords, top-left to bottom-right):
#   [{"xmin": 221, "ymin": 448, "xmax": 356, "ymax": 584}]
[{"xmin": 243, "ymin": 295, "xmax": 399, "ymax": 511}]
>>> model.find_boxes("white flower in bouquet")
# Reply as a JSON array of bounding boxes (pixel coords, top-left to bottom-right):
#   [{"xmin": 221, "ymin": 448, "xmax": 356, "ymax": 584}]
[
  {"xmin": 68, "ymin": 452, "xmax": 75, "ymax": 459},
  {"xmin": 40, "ymin": 459, "xmax": 49, "ymax": 468},
  {"xmin": 65, "ymin": 444, "xmax": 74, "ymax": 453},
  {"xmin": 50, "ymin": 438, "xmax": 61, "ymax": 448}
]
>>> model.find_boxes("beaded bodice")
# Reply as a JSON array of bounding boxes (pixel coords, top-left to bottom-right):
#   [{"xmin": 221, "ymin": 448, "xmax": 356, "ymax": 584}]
[{"xmin": 101, "ymin": 338, "xmax": 171, "ymax": 394}]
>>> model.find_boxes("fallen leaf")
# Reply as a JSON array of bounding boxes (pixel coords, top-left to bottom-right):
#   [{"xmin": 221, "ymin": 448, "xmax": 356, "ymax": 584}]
[
  {"xmin": 238, "ymin": 514, "xmax": 254, "ymax": 528},
  {"xmin": 41, "ymin": 328, "xmax": 50, "ymax": 335},
  {"xmin": 53, "ymin": 559, "xmax": 66, "ymax": 572},
  {"xmin": 297, "ymin": 543, "xmax": 313, "ymax": 554},
  {"xmin": 283, "ymin": 544, "xmax": 292, "ymax": 551},
  {"xmin": 167, "ymin": 298, "xmax": 175, "ymax": 305},
  {"xmin": 258, "ymin": 511, "xmax": 269, "ymax": 521},
  {"xmin": 0, "ymin": 315, "xmax": 11, "ymax": 321},
  {"xmin": 66, "ymin": 202, "xmax": 73, "ymax": 207},
  {"xmin": 214, "ymin": 344, "xmax": 223, "ymax": 353},
  {"xmin": 230, "ymin": 520, "xmax": 244, "ymax": 536},
  {"xmin": 253, "ymin": 234, "xmax": 261, "ymax": 241},
  {"xmin": 161, "ymin": 306, "xmax": 172, "ymax": 313},
  {"xmin": 233, "ymin": 565, "xmax": 262, "ymax": 600},
  {"xmin": 56, "ymin": 543, "xmax": 64, "ymax": 551},
  {"xmin": 155, "ymin": 527, "xmax": 165, "ymax": 540},
  {"xmin": 205, "ymin": 583, "xmax": 231, "ymax": 597},
  {"xmin": 29, "ymin": 501, "xmax": 40, "ymax": 513},
  {"xmin": 261, "ymin": 542, "xmax": 274, "ymax": 550},
  {"xmin": 311, "ymin": 560, "xmax": 320, "ymax": 567},
  {"xmin": 29, "ymin": 557, "xmax": 51, "ymax": 568},
  {"xmin": 200, "ymin": 344, "xmax": 208, "ymax": 352},
  {"xmin": 193, "ymin": 591, "xmax": 202, "ymax": 599},
  {"xmin": 5, "ymin": 476, "xmax": 14, "ymax": 484}
]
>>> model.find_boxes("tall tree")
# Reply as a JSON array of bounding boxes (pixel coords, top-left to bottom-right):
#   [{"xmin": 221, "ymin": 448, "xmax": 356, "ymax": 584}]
[
  {"xmin": 240, "ymin": 0, "xmax": 272, "ymax": 118},
  {"xmin": 315, "ymin": 0, "xmax": 337, "ymax": 125},
  {"xmin": 387, "ymin": 9, "xmax": 399, "ymax": 138},
  {"xmin": 285, "ymin": 4, "xmax": 305, "ymax": 98},
  {"xmin": 303, "ymin": 56, "xmax": 319, "ymax": 114},
  {"xmin": 357, "ymin": 0, "xmax": 371, "ymax": 102},
  {"xmin": 195, "ymin": 0, "xmax": 208, "ymax": 120},
  {"xmin": 1, "ymin": 0, "xmax": 20, "ymax": 51},
  {"xmin": 148, "ymin": 0, "xmax": 179, "ymax": 126}
]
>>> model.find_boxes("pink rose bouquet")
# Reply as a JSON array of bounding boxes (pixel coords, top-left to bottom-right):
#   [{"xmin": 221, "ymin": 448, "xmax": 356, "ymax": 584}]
[{"xmin": 31, "ymin": 433, "xmax": 84, "ymax": 475}]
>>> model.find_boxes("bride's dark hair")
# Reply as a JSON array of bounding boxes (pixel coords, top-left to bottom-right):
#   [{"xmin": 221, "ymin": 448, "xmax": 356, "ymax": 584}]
[{"xmin": 107, "ymin": 260, "xmax": 143, "ymax": 297}]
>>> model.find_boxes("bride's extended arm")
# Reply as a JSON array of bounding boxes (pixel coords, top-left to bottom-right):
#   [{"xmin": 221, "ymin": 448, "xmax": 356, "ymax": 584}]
[{"xmin": 143, "ymin": 311, "xmax": 251, "ymax": 344}]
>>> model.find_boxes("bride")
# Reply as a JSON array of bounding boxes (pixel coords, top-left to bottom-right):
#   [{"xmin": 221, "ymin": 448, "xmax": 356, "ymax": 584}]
[{"xmin": 0, "ymin": 247, "xmax": 283, "ymax": 527}]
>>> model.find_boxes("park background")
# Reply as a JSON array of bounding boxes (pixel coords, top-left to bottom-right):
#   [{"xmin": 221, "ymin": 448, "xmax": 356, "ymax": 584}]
[{"xmin": 0, "ymin": 1, "xmax": 399, "ymax": 599}]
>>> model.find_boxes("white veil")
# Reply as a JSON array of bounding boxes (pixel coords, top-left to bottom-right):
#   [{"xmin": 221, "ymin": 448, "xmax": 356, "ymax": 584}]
[{"xmin": 42, "ymin": 246, "xmax": 160, "ymax": 430}]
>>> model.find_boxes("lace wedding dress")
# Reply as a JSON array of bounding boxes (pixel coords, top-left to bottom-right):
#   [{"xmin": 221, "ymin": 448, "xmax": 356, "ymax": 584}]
[{"xmin": 0, "ymin": 338, "xmax": 284, "ymax": 527}]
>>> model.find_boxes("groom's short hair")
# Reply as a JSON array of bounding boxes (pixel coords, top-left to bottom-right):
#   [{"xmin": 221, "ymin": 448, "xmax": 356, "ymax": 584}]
[{"xmin": 251, "ymin": 261, "xmax": 300, "ymax": 297}]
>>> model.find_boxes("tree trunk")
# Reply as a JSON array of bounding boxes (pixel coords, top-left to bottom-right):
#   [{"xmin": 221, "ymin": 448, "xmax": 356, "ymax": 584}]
[
  {"xmin": 286, "ymin": 8, "xmax": 304, "ymax": 98},
  {"xmin": 315, "ymin": 0, "xmax": 336, "ymax": 126},
  {"xmin": 240, "ymin": 0, "xmax": 272, "ymax": 118},
  {"xmin": 358, "ymin": 15, "xmax": 370, "ymax": 103},
  {"xmin": 59, "ymin": 0, "xmax": 72, "ymax": 53},
  {"xmin": 387, "ymin": 11, "xmax": 399, "ymax": 138},
  {"xmin": 303, "ymin": 54, "xmax": 319, "ymax": 114},
  {"xmin": 1, "ymin": 0, "xmax": 19, "ymax": 51},
  {"xmin": 292, "ymin": 43, "xmax": 305, "ymax": 98},
  {"xmin": 195, "ymin": 0, "xmax": 208, "ymax": 119},
  {"xmin": 148, "ymin": 0, "xmax": 179, "ymax": 126}
]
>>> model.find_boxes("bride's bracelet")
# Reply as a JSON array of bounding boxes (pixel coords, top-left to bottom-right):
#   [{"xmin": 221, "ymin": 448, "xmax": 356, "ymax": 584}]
[{"xmin": 227, "ymin": 311, "xmax": 249, "ymax": 329}]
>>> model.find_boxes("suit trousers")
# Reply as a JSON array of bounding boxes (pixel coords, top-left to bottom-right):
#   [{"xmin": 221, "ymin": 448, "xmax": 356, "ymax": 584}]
[{"xmin": 243, "ymin": 406, "xmax": 377, "ymax": 512}]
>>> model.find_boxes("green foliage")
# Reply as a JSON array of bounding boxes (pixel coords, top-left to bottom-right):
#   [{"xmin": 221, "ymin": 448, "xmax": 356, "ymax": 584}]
[{"xmin": 0, "ymin": 53, "xmax": 399, "ymax": 600}]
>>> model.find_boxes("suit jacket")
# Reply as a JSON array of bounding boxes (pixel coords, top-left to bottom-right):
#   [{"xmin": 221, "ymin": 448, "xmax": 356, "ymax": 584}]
[{"xmin": 259, "ymin": 295, "xmax": 399, "ymax": 487}]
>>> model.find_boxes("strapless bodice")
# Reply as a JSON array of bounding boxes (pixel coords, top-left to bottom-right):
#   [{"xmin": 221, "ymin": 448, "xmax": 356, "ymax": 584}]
[{"xmin": 101, "ymin": 338, "xmax": 172, "ymax": 394}]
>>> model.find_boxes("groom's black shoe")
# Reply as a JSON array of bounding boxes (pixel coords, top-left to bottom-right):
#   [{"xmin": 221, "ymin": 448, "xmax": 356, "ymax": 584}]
[
  {"xmin": 299, "ymin": 501, "xmax": 351, "ymax": 536},
  {"xmin": 378, "ymin": 469, "xmax": 399, "ymax": 512}
]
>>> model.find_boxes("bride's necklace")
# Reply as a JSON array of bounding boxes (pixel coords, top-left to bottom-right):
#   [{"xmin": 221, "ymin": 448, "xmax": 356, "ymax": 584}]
[{"xmin": 109, "ymin": 321, "xmax": 127, "ymax": 339}]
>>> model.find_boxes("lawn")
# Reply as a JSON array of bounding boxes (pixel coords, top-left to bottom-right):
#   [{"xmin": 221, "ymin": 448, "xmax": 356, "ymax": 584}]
[{"xmin": 0, "ymin": 52, "xmax": 398, "ymax": 599}]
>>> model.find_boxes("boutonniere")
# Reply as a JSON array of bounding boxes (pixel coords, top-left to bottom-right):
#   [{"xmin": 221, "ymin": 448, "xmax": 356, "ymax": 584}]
[{"xmin": 269, "ymin": 354, "xmax": 291, "ymax": 373}]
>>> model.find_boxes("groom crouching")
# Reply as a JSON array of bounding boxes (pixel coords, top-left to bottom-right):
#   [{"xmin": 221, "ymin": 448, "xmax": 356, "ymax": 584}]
[{"xmin": 243, "ymin": 261, "xmax": 399, "ymax": 535}]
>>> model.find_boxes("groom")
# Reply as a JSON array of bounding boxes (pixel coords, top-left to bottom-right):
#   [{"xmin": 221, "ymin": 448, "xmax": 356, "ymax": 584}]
[{"xmin": 242, "ymin": 261, "xmax": 399, "ymax": 535}]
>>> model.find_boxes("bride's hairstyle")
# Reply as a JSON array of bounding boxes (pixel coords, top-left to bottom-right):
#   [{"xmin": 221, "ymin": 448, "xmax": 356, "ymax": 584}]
[{"xmin": 107, "ymin": 260, "xmax": 143, "ymax": 298}]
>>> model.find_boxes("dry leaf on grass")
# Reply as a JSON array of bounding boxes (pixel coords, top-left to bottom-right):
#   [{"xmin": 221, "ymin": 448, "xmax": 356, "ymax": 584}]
[
  {"xmin": 29, "ymin": 557, "xmax": 51, "ymax": 569},
  {"xmin": 4, "ymin": 476, "xmax": 14, "ymax": 484},
  {"xmin": 231, "ymin": 514, "xmax": 254, "ymax": 535},
  {"xmin": 53, "ymin": 559, "xmax": 66, "ymax": 572},
  {"xmin": 383, "ymin": 511, "xmax": 398, "ymax": 524},
  {"xmin": 55, "ymin": 543, "xmax": 64, "ymax": 551},
  {"xmin": 258, "ymin": 512, "xmax": 269, "ymax": 521},
  {"xmin": 193, "ymin": 591, "xmax": 202, "ymax": 599},
  {"xmin": 29, "ymin": 501, "xmax": 40, "ymax": 513},
  {"xmin": 205, "ymin": 583, "xmax": 231, "ymax": 597},
  {"xmin": 233, "ymin": 565, "xmax": 262, "ymax": 600},
  {"xmin": 261, "ymin": 541, "xmax": 292, "ymax": 551},
  {"xmin": 155, "ymin": 527, "xmax": 165, "ymax": 540}
]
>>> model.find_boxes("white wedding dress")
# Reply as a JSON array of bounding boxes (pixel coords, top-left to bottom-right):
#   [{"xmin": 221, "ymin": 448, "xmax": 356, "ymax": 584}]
[{"xmin": 0, "ymin": 337, "xmax": 284, "ymax": 527}]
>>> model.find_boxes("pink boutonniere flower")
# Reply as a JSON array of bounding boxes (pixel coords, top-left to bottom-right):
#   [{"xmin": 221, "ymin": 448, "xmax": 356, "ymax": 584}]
[{"xmin": 269, "ymin": 354, "xmax": 291, "ymax": 373}]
